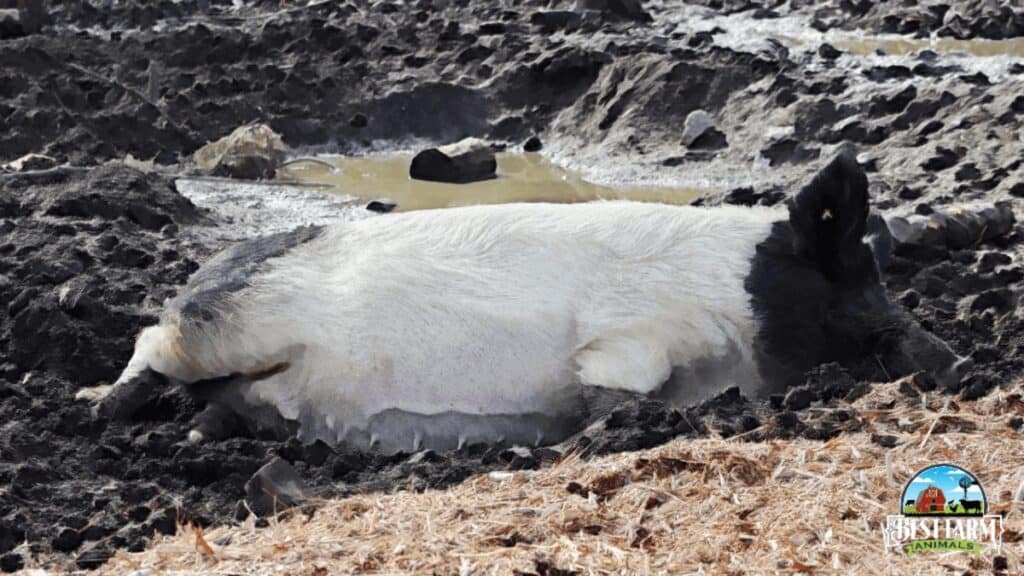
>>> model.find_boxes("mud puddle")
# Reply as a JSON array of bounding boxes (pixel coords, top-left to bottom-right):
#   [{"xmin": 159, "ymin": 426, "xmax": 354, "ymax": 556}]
[
  {"xmin": 278, "ymin": 153, "xmax": 709, "ymax": 212},
  {"xmin": 831, "ymin": 36, "xmax": 1024, "ymax": 58},
  {"xmin": 664, "ymin": 5, "xmax": 1024, "ymax": 77},
  {"xmin": 767, "ymin": 32, "xmax": 1024, "ymax": 58}
]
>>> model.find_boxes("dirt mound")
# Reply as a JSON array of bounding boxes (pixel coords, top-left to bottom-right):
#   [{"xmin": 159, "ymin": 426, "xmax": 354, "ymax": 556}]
[
  {"xmin": 1, "ymin": 165, "xmax": 204, "ymax": 384},
  {"xmin": 0, "ymin": 165, "xmax": 210, "ymax": 570}
]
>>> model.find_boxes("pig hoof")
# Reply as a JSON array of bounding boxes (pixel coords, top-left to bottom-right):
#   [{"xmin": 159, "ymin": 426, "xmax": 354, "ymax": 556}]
[
  {"xmin": 187, "ymin": 402, "xmax": 242, "ymax": 443},
  {"xmin": 74, "ymin": 384, "xmax": 113, "ymax": 402},
  {"xmin": 93, "ymin": 394, "xmax": 122, "ymax": 420}
]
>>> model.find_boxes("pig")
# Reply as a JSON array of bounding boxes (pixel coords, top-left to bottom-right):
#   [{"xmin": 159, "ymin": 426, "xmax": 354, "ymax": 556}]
[{"xmin": 78, "ymin": 152, "xmax": 970, "ymax": 453}]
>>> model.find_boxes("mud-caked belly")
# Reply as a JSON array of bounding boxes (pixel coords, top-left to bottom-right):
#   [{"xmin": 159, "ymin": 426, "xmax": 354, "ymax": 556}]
[{"xmin": 229, "ymin": 372, "xmax": 588, "ymax": 453}]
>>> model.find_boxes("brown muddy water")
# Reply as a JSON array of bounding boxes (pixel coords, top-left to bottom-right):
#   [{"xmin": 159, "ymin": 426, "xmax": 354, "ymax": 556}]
[
  {"xmin": 833, "ymin": 36, "xmax": 1024, "ymax": 57},
  {"xmin": 767, "ymin": 31, "xmax": 1024, "ymax": 58},
  {"xmin": 278, "ymin": 153, "xmax": 709, "ymax": 211}
]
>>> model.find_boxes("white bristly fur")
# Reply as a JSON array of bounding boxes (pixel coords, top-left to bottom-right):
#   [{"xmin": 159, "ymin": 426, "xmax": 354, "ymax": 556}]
[{"xmin": 115, "ymin": 201, "xmax": 782, "ymax": 448}]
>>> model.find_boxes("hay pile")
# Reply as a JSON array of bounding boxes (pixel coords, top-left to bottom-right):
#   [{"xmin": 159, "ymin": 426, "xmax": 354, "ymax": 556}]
[{"xmin": 90, "ymin": 379, "xmax": 1024, "ymax": 575}]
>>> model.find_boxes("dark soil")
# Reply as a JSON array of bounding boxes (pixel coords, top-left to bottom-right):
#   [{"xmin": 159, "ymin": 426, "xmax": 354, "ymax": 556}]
[
  {"xmin": 0, "ymin": 0, "xmax": 1022, "ymax": 572},
  {"xmin": 686, "ymin": 0, "xmax": 1024, "ymax": 40}
]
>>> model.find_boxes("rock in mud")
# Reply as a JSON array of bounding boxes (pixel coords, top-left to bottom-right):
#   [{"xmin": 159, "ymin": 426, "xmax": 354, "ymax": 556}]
[
  {"xmin": 783, "ymin": 386, "xmax": 817, "ymax": 411},
  {"xmin": 194, "ymin": 124, "xmax": 288, "ymax": 180},
  {"xmin": 531, "ymin": 10, "xmax": 582, "ymax": 31},
  {"xmin": 761, "ymin": 138, "xmax": 820, "ymax": 166},
  {"xmin": 681, "ymin": 109, "xmax": 726, "ymax": 150},
  {"xmin": 574, "ymin": 0, "xmax": 652, "ymax": 23},
  {"xmin": 0, "ymin": 9, "xmax": 21, "ymax": 38},
  {"xmin": 366, "ymin": 199, "xmax": 398, "ymax": 213},
  {"xmin": 523, "ymin": 135, "xmax": 543, "ymax": 152},
  {"xmin": 0, "ymin": 0, "xmax": 42, "ymax": 39},
  {"xmin": 702, "ymin": 186, "xmax": 784, "ymax": 208},
  {"xmin": 871, "ymin": 433, "xmax": 899, "ymax": 448},
  {"xmin": 6, "ymin": 0, "xmax": 47, "ymax": 34},
  {"xmin": 244, "ymin": 458, "xmax": 310, "ymax": 518},
  {"xmin": 887, "ymin": 202, "xmax": 1016, "ymax": 249},
  {"xmin": 921, "ymin": 146, "xmax": 960, "ymax": 171},
  {"xmin": 681, "ymin": 111, "xmax": 713, "ymax": 147},
  {"xmin": 0, "ymin": 553, "xmax": 23, "ymax": 573},
  {"xmin": 409, "ymin": 137, "xmax": 497, "ymax": 184},
  {"xmin": 50, "ymin": 526, "xmax": 83, "ymax": 553},
  {"xmin": 349, "ymin": 113, "xmax": 368, "ymax": 128},
  {"xmin": 818, "ymin": 43, "xmax": 842, "ymax": 60}
]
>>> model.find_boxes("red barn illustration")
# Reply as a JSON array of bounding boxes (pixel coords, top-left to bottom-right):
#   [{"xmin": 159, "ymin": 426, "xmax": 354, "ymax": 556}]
[{"xmin": 916, "ymin": 486, "xmax": 946, "ymax": 513}]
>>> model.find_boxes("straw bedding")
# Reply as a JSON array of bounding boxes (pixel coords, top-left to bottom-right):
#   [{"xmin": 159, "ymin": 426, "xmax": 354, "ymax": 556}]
[{"xmin": 81, "ymin": 378, "xmax": 1024, "ymax": 575}]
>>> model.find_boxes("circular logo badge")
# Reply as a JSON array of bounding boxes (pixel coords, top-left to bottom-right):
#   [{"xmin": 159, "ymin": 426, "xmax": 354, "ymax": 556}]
[{"xmin": 901, "ymin": 463, "xmax": 986, "ymax": 517}]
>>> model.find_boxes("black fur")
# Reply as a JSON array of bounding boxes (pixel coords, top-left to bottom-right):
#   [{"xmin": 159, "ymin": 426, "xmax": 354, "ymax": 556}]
[
  {"xmin": 744, "ymin": 153, "xmax": 955, "ymax": 392},
  {"xmin": 186, "ymin": 374, "xmax": 299, "ymax": 440},
  {"xmin": 167, "ymin": 225, "xmax": 323, "ymax": 324},
  {"xmin": 787, "ymin": 152, "xmax": 869, "ymax": 282},
  {"xmin": 95, "ymin": 368, "xmax": 169, "ymax": 420}
]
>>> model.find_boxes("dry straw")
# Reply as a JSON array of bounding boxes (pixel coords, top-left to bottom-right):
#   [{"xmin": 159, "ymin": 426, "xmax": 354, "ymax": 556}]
[{"xmin": 88, "ymin": 378, "xmax": 1024, "ymax": 575}]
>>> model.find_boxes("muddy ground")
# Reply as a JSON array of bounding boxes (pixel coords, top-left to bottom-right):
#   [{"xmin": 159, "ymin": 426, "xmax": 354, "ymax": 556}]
[{"xmin": 0, "ymin": 0, "xmax": 1022, "ymax": 572}]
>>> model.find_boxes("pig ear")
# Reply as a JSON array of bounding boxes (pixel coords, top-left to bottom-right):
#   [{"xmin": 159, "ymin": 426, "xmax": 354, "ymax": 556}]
[
  {"xmin": 788, "ymin": 151, "xmax": 870, "ymax": 281},
  {"xmin": 864, "ymin": 212, "xmax": 894, "ymax": 273}
]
